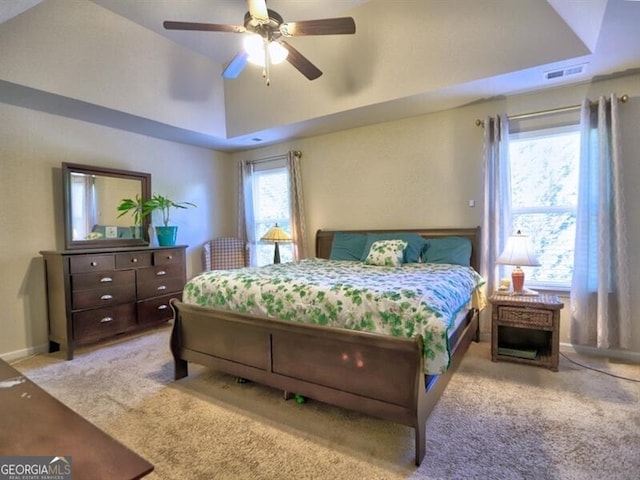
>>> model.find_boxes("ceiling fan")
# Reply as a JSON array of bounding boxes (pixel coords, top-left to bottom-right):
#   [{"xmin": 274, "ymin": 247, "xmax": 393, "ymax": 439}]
[{"xmin": 163, "ymin": 0, "xmax": 356, "ymax": 85}]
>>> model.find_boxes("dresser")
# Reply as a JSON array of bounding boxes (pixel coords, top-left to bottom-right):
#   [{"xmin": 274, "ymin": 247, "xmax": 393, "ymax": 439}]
[{"xmin": 40, "ymin": 246, "xmax": 187, "ymax": 360}]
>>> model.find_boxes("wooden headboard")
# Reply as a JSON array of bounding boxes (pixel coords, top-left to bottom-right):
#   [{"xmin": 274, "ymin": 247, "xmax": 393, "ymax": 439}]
[{"xmin": 315, "ymin": 227, "xmax": 481, "ymax": 272}]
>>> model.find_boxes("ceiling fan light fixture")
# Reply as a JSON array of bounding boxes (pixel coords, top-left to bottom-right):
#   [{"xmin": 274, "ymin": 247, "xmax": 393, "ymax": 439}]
[
  {"xmin": 244, "ymin": 34, "xmax": 288, "ymax": 66},
  {"xmin": 269, "ymin": 42, "xmax": 288, "ymax": 65}
]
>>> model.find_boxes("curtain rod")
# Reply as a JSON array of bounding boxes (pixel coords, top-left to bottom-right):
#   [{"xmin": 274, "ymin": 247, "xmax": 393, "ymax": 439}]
[
  {"xmin": 247, "ymin": 151, "xmax": 302, "ymax": 165},
  {"xmin": 475, "ymin": 93, "xmax": 629, "ymax": 127}
]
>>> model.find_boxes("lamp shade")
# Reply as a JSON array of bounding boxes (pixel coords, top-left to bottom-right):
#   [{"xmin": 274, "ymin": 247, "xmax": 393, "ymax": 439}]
[
  {"xmin": 496, "ymin": 230, "xmax": 540, "ymax": 294},
  {"xmin": 260, "ymin": 225, "xmax": 291, "ymax": 243},
  {"xmin": 496, "ymin": 231, "xmax": 540, "ymax": 267}
]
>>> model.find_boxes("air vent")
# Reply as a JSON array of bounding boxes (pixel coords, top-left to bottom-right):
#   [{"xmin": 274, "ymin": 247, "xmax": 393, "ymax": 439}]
[{"xmin": 544, "ymin": 63, "xmax": 587, "ymax": 81}]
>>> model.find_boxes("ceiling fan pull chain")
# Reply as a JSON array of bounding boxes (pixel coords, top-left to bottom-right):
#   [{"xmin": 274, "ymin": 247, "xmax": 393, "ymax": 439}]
[{"xmin": 264, "ymin": 38, "xmax": 271, "ymax": 86}]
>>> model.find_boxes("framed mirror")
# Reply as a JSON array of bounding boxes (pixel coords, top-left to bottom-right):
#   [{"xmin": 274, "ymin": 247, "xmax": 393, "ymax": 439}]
[{"xmin": 63, "ymin": 162, "xmax": 151, "ymax": 250}]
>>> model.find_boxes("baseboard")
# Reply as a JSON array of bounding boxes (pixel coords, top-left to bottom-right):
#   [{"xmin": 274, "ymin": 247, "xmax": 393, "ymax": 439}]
[
  {"xmin": 478, "ymin": 332, "xmax": 491, "ymax": 342},
  {"xmin": 1, "ymin": 343, "xmax": 49, "ymax": 364},
  {"xmin": 560, "ymin": 342, "xmax": 640, "ymax": 363}
]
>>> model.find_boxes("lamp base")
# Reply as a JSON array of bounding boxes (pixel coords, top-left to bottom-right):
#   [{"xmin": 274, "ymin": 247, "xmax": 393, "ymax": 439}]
[
  {"xmin": 273, "ymin": 242, "xmax": 281, "ymax": 264},
  {"xmin": 511, "ymin": 266, "xmax": 525, "ymax": 293}
]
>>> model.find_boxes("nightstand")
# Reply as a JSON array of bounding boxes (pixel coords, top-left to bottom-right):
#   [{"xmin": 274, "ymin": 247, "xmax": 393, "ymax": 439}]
[{"xmin": 489, "ymin": 293, "xmax": 564, "ymax": 371}]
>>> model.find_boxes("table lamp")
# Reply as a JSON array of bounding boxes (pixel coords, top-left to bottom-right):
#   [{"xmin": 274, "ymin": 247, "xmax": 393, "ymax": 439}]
[
  {"xmin": 260, "ymin": 224, "xmax": 291, "ymax": 264},
  {"xmin": 496, "ymin": 230, "xmax": 540, "ymax": 295}
]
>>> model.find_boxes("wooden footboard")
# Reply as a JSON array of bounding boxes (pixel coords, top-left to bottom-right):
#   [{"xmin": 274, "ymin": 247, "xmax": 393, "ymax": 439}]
[{"xmin": 170, "ymin": 299, "xmax": 479, "ymax": 466}]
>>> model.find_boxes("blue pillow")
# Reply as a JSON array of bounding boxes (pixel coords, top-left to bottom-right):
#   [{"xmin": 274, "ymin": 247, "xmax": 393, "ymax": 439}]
[
  {"xmin": 360, "ymin": 233, "xmax": 427, "ymax": 263},
  {"xmin": 329, "ymin": 232, "xmax": 368, "ymax": 261},
  {"xmin": 422, "ymin": 237, "xmax": 472, "ymax": 266}
]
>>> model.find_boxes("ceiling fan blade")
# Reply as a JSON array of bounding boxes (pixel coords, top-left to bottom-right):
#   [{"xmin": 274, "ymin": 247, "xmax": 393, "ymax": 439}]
[
  {"xmin": 163, "ymin": 21, "xmax": 245, "ymax": 33},
  {"xmin": 280, "ymin": 41, "xmax": 322, "ymax": 80},
  {"xmin": 222, "ymin": 51, "xmax": 249, "ymax": 79},
  {"xmin": 248, "ymin": 0, "xmax": 269, "ymax": 21},
  {"xmin": 280, "ymin": 17, "xmax": 356, "ymax": 36}
]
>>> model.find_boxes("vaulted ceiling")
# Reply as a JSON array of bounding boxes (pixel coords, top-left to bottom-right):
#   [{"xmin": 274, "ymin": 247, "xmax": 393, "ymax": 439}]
[{"xmin": 1, "ymin": 0, "xmax": 639, "ymax": 152}]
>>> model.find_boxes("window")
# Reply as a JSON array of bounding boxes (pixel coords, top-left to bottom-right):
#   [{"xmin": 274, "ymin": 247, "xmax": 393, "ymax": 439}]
[
  {"xmin": 507, "ymin": 125, "xmax": 580, "ymax": 288},
  {"xmin": 251, "ymin": 160, "xmax": 293, "ymax": 266}
]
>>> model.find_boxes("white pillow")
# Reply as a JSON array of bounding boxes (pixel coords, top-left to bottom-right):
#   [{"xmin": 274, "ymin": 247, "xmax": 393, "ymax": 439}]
[{"xmin": 363, "ymin": 239, "xmax": 408, "ymax": 267}]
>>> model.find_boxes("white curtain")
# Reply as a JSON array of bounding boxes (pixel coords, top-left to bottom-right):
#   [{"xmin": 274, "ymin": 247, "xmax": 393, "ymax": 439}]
[
  {"xmin": 481, "ymin": 115, "xmax": 512, "ymax": 295},
  {"xmin": 287, "ymin": 151, "xmax": 308, "ymax": 260},
  {"xmin": 570, "ymin": 95, "xmax": 631, "ymax": 349},
  {"xmin": 237, "ymin": 160, "xmax": 257, "ymax": 266}
]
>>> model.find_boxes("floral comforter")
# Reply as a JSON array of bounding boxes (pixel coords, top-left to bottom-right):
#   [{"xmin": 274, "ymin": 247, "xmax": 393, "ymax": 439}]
[{"xmin": 183, "ymin": 258, "xmax": 486, "ymax": 374}]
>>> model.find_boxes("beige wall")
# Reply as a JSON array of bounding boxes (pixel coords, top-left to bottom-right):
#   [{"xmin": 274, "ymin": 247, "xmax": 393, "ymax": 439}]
[
  {"xmin": 0, "ymin": 102, "xmax": 235, "ymax": 361},
  {"xmin": 233, "ymin": 73, "xmax": 640, "ymax": 358}
]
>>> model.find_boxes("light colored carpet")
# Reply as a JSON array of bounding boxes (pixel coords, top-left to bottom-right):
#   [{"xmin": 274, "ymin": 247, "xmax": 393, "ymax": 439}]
[{"xmin": 12, "ymin": 325, "xmax": 640, "ymax": 480}]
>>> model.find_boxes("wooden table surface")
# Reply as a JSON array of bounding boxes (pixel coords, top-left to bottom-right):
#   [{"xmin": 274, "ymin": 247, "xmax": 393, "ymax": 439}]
[{"xmin": 0, "ymin": 359, "xmax": 153, "ymax": 480}]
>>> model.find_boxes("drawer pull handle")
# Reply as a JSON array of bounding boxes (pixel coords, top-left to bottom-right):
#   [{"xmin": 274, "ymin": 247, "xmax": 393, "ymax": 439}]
[
  {"xmin": 156, "ymin": 270, "xmax": 167, "ymax": 276},
  {"xmin": 100, "ymin": 316, "xmax": 114, "ymax": 323},
  {"xmin": 157, "ymin": 304, "xmax": 168, "ymax": 310},
  {"xmin": 132, "ymin": 258, "xmax": 138, "ymax": 263},
  {"xmin": 157, "ymin": 285, "xmax": 167, "ymax": 291},
  {"xmin": 100, "ymin": 277, "xmax": 113, "ymax": 283},
  {"xmin": 91, "ymin": 261, "xmax": 98, "ymax": 267},
  {"xmin": 167, "ymin": 255, "xmax": 173, "ymax": 260},
  {"xmin": 100, "ymin": 294, "xmax": 113, "ymax": 300}
]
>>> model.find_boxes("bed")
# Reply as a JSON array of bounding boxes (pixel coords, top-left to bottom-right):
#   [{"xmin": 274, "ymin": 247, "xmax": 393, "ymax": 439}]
[{"xmin": 169, "ymin": 227, "xmax": 485, "ymax": 466}]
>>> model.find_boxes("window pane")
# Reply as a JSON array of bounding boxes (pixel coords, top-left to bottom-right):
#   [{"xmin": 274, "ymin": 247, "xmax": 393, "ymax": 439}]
[
  {"xmin": 508, "ymin": 126, "xmax": 580, "ymax": 287},
  {"xmin": 254, "ymin": 170, "xmax": 290, "ymax": 223},
  {"xmin": 509, "ymin": 131, "xmax": 580, "ymax": 208},
  {"xmin": 512, "ymin": 212, "xmax": 576, "ymax": 285}
]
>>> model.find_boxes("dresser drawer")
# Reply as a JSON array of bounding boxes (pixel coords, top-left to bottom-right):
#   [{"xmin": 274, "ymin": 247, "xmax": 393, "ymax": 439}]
[
  {"xmin": 72, "ymin": 284, "xmax": 136, "ymax": 310},
  {"xmin": 497, "ymin": 306, "xmax": 553, "ymax": 328},
  {"xmin": 72, "ymin": 303, "xmax": 137, "ymax": 342},
  {"xmin": 153, "ymin": 249, "xmax": 185, "ymax": 266},
  {"xmin": 69, "ymin": 254, "xmax": 115, "ymax": 273},
  {"xmin": 136, "ymin": 264, "xmax": 185, "ymax": 284},
  {"xmin": 137, "ymin": 277, "xmax": 185, "ymax": 300},
  {"xmin": 137, "ymin": 293, "xmax": 180, "ymax": 325},
  {"xmin": 71, "ymin": 270, "xmax": 135, "ymax": 291},
  {"xmin": 115, "ymin": 251, "xmax": 152, "ymax": 270}
]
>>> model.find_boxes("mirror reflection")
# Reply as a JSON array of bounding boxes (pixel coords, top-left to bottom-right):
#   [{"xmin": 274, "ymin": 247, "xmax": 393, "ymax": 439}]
[
  {"xmin": 70, "ymin": 173, "xmax": 141, "ymax": 241},
  {"xmin": 63, "ymin": 163, "xmax": 151, "ymax": 250}
]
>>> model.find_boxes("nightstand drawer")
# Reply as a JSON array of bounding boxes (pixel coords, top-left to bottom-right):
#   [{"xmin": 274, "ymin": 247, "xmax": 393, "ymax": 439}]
[{"xmin": 497, "ymin": 306, "xmax": 553, "ymax": 328}]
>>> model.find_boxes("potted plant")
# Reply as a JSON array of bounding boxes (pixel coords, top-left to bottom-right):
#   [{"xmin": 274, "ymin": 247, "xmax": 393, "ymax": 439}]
[
  {"xmin": 144, "ymin": 193, "xmax": 196, "ymax": 246},
  {"xmin": 116, "ymin": 194, "xmax": 148, "ymax": 239}
]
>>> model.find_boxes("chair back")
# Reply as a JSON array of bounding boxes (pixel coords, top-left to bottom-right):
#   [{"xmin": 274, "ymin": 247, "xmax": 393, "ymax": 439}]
[{"xmin": 202, "ymin": 237, "xmax": 248, "ymax": 271}]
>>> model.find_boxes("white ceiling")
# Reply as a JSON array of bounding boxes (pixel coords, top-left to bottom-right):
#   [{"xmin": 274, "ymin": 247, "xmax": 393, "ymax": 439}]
[{"xmin": 1, "ymin": 0, "xmax": 639, "ymax": 152}]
